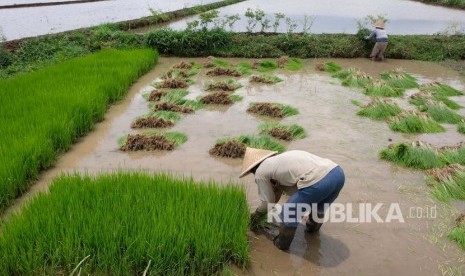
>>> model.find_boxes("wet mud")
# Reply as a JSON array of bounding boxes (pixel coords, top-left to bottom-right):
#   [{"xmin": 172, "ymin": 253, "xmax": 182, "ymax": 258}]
[
  {"xmin": 120, "ymin": 134, "xmax": 175, "ymax": 151},
  {"xmin": 209, "ymin": 140, "xmax": 246, "ymax": 158},
  {"xmin": 247, "ymin": 102, "xmax": 284, "ymax": 118},
  {"xmin": 4, "ymin": 57, "xmax": 465, "ymax": 275}
]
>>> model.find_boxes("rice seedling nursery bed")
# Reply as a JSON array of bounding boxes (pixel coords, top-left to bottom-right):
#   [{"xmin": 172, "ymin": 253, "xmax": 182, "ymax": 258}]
[
  {"xmin": 0, "ymin": 173, "xmax": 249, "ymax": 275},
  {"xmin": 0, "ymin": 49, "xmax": 157, "ymax": 211}
]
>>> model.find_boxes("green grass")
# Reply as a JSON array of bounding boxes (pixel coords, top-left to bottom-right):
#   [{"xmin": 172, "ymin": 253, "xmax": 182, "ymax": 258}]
[
  {"xmin": 420, "ymin": 82, "xmax": 464, "ymax": 97},
  {"xmin": 389, "ymin": 113, "xmax": 445, "ymax": 133},
  {"xmin": 322, "ymin": 61, "xmax": 342, "ymax": 73},
  {"xmin": 423, "ymin": 104, "xmax": 462, "ymax": 124},
  {"xmin": 284, "ymin": 58, "xmax": 303, "ymax": 71},
  {"xmin": 380, "ymin": 142, "xmax": 444, "ymax": 169},
  {"xmin": 356, "ymin": 99, "xmax": 402, "ymax": 121},
  {"xmin": 0, "ymin": 49, "xmax": 157, "ymax": 211},
  {"xmin": 258, "ymin": 122, "xmax": 307, "ymax": 140},
  {"xmin": 257, "ymin": 61, "xmax": 278, "ymax": 72},
  {"xmin": 237, "ymin": 135, "xmax": 286, "ymax": 153},
  {"xmin": 380, "ymin": 68, "xmax": 418, "ymax": 89},
  {"xmin": 0, "ymin": 173, "xmax": 249, "ymax": 275},
  {"xmin": 364, "ymin": 80, "xmax": 405, "ymax": 97},
  {"xmin": 235, "ymin": 62, "xmax": 252, "ymax": 75}
]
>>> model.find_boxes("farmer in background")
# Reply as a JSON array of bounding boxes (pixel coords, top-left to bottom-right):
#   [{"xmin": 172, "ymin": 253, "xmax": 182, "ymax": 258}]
[
  {"xmin": 365, "ymin": 20, "xmax": 388, "ymax": 61},
  {"xmin": 240, "ymin": 147, "xmax": 345, "ymax": 250}
]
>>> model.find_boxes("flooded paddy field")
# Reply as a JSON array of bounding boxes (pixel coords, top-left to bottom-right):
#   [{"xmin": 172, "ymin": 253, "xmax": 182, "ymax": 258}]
[{"xmin": 6, "ymin": 57, "xmax": 465, "ymax": 275}]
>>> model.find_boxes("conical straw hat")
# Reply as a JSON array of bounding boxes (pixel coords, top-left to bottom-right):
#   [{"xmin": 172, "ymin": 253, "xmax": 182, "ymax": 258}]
[
  {"xmin": 239, "ymin": 147, "xmax": 278, "ymax": 178},
  {"xmin": 374, "ymin": 20, "xmax": 385, "ymax": 29}
]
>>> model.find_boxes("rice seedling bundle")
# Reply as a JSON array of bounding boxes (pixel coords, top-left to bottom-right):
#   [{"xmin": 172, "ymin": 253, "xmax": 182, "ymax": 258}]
[
  {"xmin": 131, "ymin": 111, "xmax": 181, "ymax": 129},
  {"xmin": 0, "ymin": 173, "xmax": 249, "ymax": 274},
  {"xmin": 205, "ymin": 79, "xmax": 242, "ymax": 91},
  {"xmin": 284, "ymin": 58, "xmax": 303, "ymax": 71},
  {"xmin": 237, "ymin": 135, "xmax": 286, "ymax": 153},
  {"xmin": 422, "ymin": 102, "xmax": 462, "ymax": 124},
  {"xmin": 249, "ymin": 74, "xmax": 283, "ymax": 84},
  {"xmin": 120, "ymin": 131, "xmax": 187, "ymax": 151},
  {"xmin": 0, "ymin": 49, "xmax": 157, "ymax": 210},
  {"xmin": 247, "ymin": 102, "xmax": 299, "ymax": 118},
  {"xmin": 388, "ymin": 111, "xmax": 445, "ymax": 133},
  {"xmin": 429, "ymin": 168, "xmax": 465, "ymax": 202},
  {"xmin": 334, "ymin": 68, "xmax": 372, "ymax": 87},
  {"xmin": 258, "ymin": 122, "xmax": 307, "ymax": 141},
  {"xmin": 257, "ymin": 60, "xmax": 278, "ymax": 72},
  {"xmin": 420, "ymin": 82, "xmax": 463, "ymax": 97},
  {"xmin": 364, "ymin": 80, "xmax": 404, "ymax": 97},
  {"xmin": 449, "ymin": 215, "xmax": 465, "ymax": 250},
  {"xmin": 458, "ymin": 120, "xmax": 465, "ymax": 134},
  {"xmin": 379, "ymin": 68, "xmax": 418, "ymax": 89},
  {"xmin": 316, "ymin": 61, "xmax": 342, "ymax": 73},
  {"xmin": 380, "ymin": 141, "xmax": 444, "ymax": 169},
  {"xmin": 235, "ymin": 62, "xmax": 253, "ymax": 75},
  {"xmin": 438, "ymin": 142, "xmax": 465, "ymax": 166},
  {"xmin": 409, "ymin": 91, "xmax": 462, "ymax": 110},
  {"xmin": 356, "ymin": 99, "xmax": 402, "ymax": 121}
]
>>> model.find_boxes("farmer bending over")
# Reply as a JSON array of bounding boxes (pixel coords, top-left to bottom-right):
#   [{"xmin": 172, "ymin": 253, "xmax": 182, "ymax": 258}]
[
  {"xmin": 240, "ymin": 147, "xmax": 345, "ymax": 250},
  {"xmin": 365, "ymin": 20, "xmax": 388, "ymax": 61}
]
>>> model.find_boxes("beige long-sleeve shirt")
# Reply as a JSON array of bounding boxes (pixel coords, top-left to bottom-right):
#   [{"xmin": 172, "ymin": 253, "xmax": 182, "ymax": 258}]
[{"xmin": 254, "ymin": 150, "xmax": 338, "ymax": 212}]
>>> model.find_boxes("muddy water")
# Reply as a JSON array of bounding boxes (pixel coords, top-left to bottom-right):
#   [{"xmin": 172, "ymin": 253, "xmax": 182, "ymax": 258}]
[
  {"xmin": 163, "ymin": 0, "xmax": 465, "ymax": 35},
  {"xmin": 4, "ymin": 58, "xmax": 465, "ymax": 275},
  {"xmin": 0, "ymin": 0, "xmax": 221, "ymax": 41}
]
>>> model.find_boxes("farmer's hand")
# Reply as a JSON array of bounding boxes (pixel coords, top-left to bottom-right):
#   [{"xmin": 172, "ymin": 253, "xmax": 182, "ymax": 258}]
[{"xmin": 250, "ymin": 210, "xmax": 266, "ymax": 231}]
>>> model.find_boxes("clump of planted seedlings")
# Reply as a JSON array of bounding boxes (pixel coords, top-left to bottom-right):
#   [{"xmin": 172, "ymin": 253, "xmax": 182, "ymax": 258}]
[
  {"xmin": 419, "ymin": 101, "xmax": 462, "ymax": 124},
  {"xmin": 334, "ymin": 68, "xmax": 373, "ymax": 87},
  {"xmin": 258, "ymin": 122, "xmax": 306, "ymax": 141},
  {"xmin": 284, "ymin": 58, "xmax": 303, "ymax": 71},
  {"xmin": 210, "ymin": 135, "xmax": 285, "ymax": 158},
  {"xmin": 172, "ymin": 60, "xmax": 193, "ymax": 70},
  {"xmin": 205, "ymin": 79, "xmax": 242, "ymax": 91},
  {"xmin": 420, "ymin": 81, "xmax": 463, "ymax": 97},
  {"xmin": 380, "ymin": 141, "xmax": 443, "ymax": 169},
  {"xmin": 235, "ymin": 62, "xmax": 253, "ymax": 75},
  {"xmin": 256, "ymin": 60, "xmax": 278, "ymax": 72},
  {"xmin": 203, "ymin": 56, "xmax": 229, "ymax": 68},
  {"xmin": 209, "ymin": 139, "xmax": 247, "ymax": 158},
  {"xmin": 249, "ymin": 74, "xmax": 283, "ymax": 84},
  {"xmin": 0, "ymin": 49, "xmax": 157, "ymax": 211},
  {"xmin": 120, "ymin": 133, "xmax": 183, "ymax": 151},
  {"xmin": 315, "ymin": 61, "xmax": 342, "ymax": 73},
  {"xmin": 162, "ymin": 68, "xmax": 190, "ymax": 80},
  {"xmin": 449, "ymin": 215, "xmax": 465, "ymax": 250},
  {"xmin": 156, "ymin": 77, "xmax": 189, "ymax": 89},
  {"xmin": 199, "ymin": 92, "xmax": 242, "ymax": 105},
  {"xmin": 364, "ymin": 80, "xmax": 404, "ymax": 97},
  {"xmin": 206, "ymin": 67, "xmax": 242, "ymax": 77},
  {"xmin": 388, "ymin": 111, "xmax": 445, "ymax": 133},
  {"xmin": 409, "ymin": 91, "xmax": 462, "ymax": 110},
  {"xmin": 131, "ymin": 111, "xmax": 181, "ymax": 129},
  {"xmin": 0, "ymin": 173, "xmax": 249, "ymax": 274},
  {"xmin": 277, "ymin": 56, "xmax": 289, "ymax": 68},
  {"xmin": 153, "ymin": 102, "xmax": 194, "ymax": 114},
  {"xmin": 354, "ymin": 98, "xmax": 402, "ymax": 121},
  {"xmin": 147, "ymin": 89, "xmax": 167, "ymax": 102},
  {"xmin": 247, "ymin": 102, "xmax": 299, "ymax": 118},
  {"xmin": 380, "ymin": 68, "xmax": 418, "ymax": 89}
]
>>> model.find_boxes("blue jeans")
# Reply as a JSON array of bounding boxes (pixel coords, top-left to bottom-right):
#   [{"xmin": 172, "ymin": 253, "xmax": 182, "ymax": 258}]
[{"xmin": 280, "ymin": 166, "xmax": 345, "ymax": 228}]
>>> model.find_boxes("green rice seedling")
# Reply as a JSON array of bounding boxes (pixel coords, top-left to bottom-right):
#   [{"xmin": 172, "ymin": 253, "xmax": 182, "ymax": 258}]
[
  {"xmin": 229, "ymin": 94, "xmax": 243, "ymax": 102},
  {"xmin": 380, "ymin": 141, "xmax": 444, "ymax": 169},
  {"xmin": 257, "ymin": 60, "xmax": 278, "ymax": 72},
  {"xmin": 213, "ymin": 58, "xmax": 230, "ymax": 67},
  {"xmin": 249, "ymin": 74, "xmax": 283, "ymax": 84},
  {"xmin": 333, "ymin": 67, "xmax": 357, "ymax": 79},
  {"xmin": 435, "ymin": 95, "xmax": 463, "ymax": 110},
  {"xmin": 258, "ymin": 122, "xmax": 307, "ymax": 141},
  {"xmin": 235, "ymin": 62, "xmax": 253, "ymax": 75},
  {"xmin": 119, "ymin": 131, "xmax": 187, "ymax": 148},
  {"xmin": 341, "ymin": 70, "xmax": 373, "ymax": 87},
  {"xmin": 247, "ymin": 102, "xmax": 299, "ymax": 118},
  {"xmin": 458, "ymin": 120, "xmax": 465, "ymax": 134},
  {"xmin": 380, "ymin": 68, "xmax": 418, "ymax": 89},
  {"xmin": 237, "ymin": 134, "xmax": 286, "ymax": 153},
  {"xmin": 174, "ymin": 98, "xmax": 203, "ymax": 110},
  {"xmin": 284, "ymin": 58, "xmax": 303, "ymax": 71},
  {"xmin": 205, "ymin": 79, "xmax": 242, "ymax": 91},
  {"xmin": 0, "ymin": 49, "xmax": 157, "ymax": 211},
  {"xmin": 409, "ymin": 91, "xmax": 462, "ymax": 110},
  {"xmin": 0, "ymin": 173, "xmax": 249, "ymax": 274},
  {"xmin": 152, "ymin": 111, "xmax": 182, "ymax": 122},
  {"xmin": 438, "ymin": 142, "xmax": 465, "ymax": 166},
  {"xmin": 448, "ymin": 215, "xmax": 465, "ymax": 250},
  {"xmin": 422, "ymin": 103, "xmax": 462, "ymax": 124},
  {"xmin": 364, "ymin": 80, "xmax": 405, "ymax": 97},
  {"xmin": 420, "ymin": 82, "xmax": 464, "ymax": 97},
  {"xmin": 157, "ymin": 89, "xmax": 189, "ymax": 103},
  {"xmin": 315, "ymin": 61, "xmax": 342, "ymax": 73},
  {"xmin": 388, "ymin": 111, "xmax": 445, "ymax": 133},
  {"xmin": 131, "ymin": 111, "xmax": 181, "ymax": 129},
  {"xmin": 356, "ymin": 99, "xmax": 402, "ymax": 121},
  {"xmin": 426, "ymin": 164, "xmax": 465, "ymax": 202},
  {"xmin": 351, "ymin": 99, "xmax": 365, "ymax": 107}
]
